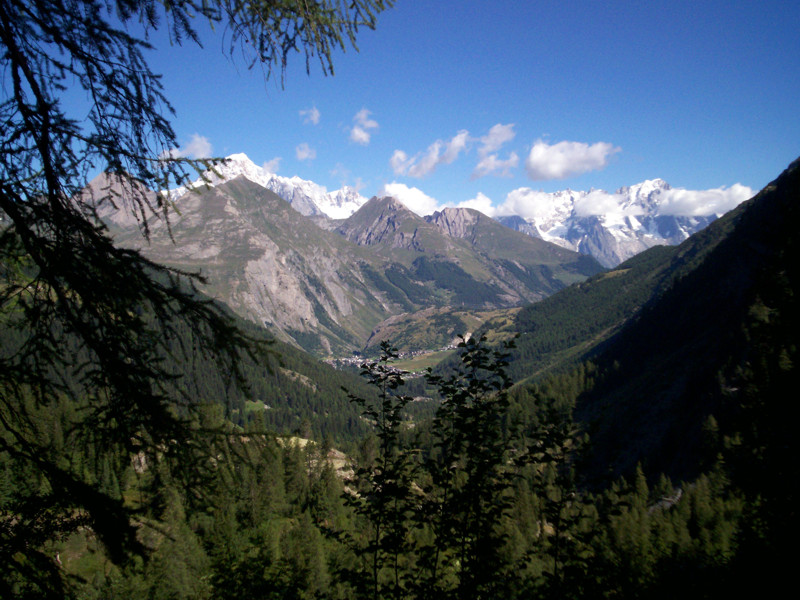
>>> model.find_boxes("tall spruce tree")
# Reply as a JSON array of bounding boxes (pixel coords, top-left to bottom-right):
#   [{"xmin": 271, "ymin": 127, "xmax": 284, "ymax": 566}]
[
  {"xmin": 343, "ymin": 341, "xmax": 416, "ymax": 600},
  {"xmin": 422, "ymin": 335, "xmax": 516, "ymax": 600},
  {"xmin": 0, "ymin": 1, "xmax": 391, "ymax": 596}
]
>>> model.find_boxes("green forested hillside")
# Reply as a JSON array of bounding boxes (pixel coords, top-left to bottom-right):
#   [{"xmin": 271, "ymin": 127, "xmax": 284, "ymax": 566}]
[
  {"xmin": 176, "ymin": 315, "xmax": 375, "ymax": 444},
  {"xmin": 496, "ymin": 176, "xmax": 747, "ymax": 383},
  {"xmin": 572, "ymin": 157, "xmax": 800, "ymax": 481},
  {"xmin": 2, "ymin": 335, "xmax": 761, "ymax": 599},
  {"xmin": 505, "ymin": 157, "xmax": 800, "ymax": 594}
]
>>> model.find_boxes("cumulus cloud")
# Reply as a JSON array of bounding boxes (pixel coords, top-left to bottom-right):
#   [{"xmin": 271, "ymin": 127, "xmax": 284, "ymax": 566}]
[
  {"xmin": 471, "ymin": 124, "xmax": 519, "ymax": 178},
  {"xmin": 166, "ymin": 133, "xmax": 213, "ymax": 159},
  {"xmin": 525, "ymin": 139, "xmax": 620, "ymax": 180},
  {"xmin": 658, "ymin": 184, "xmax": 753, "ymax": 216},
  {"xmin": 499, "ymin": 182, "xmax": 753, "ymax": 222},
  {"xmin": 573, "ymin": 190, "xmax": 633, "ymax": 218},
  {"xmin": 350, "ymin": 127, "xmax": 371, "ymax": 145},
  {"xmin": 262, "ymin": 157, "xmax": 281, "ymax": 173},
  {"xmin": 295, "ymin": 143, "xmax": 316, "ymax": 161},
  {"xmin": 497, "ymin": 187, "xmax": 563, "ymax": 221},
  {"xmin": 350, "ymin": 108, "xmax": 379, "ymax": 145},
  {"xmin": 473, "ymin": 152, "xmax": 519, "ymax": 178},
  {"xmin": 378, "ymin": 182, "xmax": 440, "ymax": 216},
  {"xmin": 391, "ymin": 130, "xmax": 470, "ymax": 178},
  {"xmin": 479, "ymin": 124, "xmax": 516, "ymax": 155},
  {"xmin": 300, "ymin": 106, "xmax": 321, "ymax": 125},
  {"xmin": 457, "ymin": 192, "xmax": 497, "ymax": 217},
  {"xmin": 571, "ymin": 185, "xmax": 754, "ymax": 218}
]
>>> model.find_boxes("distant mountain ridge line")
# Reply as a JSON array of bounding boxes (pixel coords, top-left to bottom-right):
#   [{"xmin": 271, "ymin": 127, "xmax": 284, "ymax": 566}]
[
  {"xmin": 99, "ymin": 173, "xmax": 601, "ymax": 357},
  {"xmin": 170, "ymin": 153, "xmax": 752, "ymax": 267},
  {"xmin": 170, "ymin": 152, "xmax": 368, "ymax": 220}
]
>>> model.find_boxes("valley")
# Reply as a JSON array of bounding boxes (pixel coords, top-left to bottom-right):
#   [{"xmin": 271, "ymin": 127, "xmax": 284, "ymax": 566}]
[
  {"xmin": 7, "ymin": 156, "xmax": 798, "ymax": 598},
  {"xmin": 99, "ymin": 154, "xmax": 734, "ymax": 361},
  {"xmin": 100, "ymin": 165, "xmax": 601, "ymax": 357},
  {"xmin": 3, "ymin": 1, "xmax": 796, "ymax": 596}
]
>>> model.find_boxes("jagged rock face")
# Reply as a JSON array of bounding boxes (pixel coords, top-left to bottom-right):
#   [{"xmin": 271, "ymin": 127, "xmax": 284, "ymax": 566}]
[
  {"xmin": 338, "ymin": 198, "xmax": 410, "ymax": 246},
  {"xmin": 575, "ymin": 219, "xmax": 637, "ymax": 268},
  {"xmin": 426, "ymin": 207, "xmax": 480, "ymax": 239},
  {"xmin": 336, "ymin": 196, "xmax": 442, "ymax": 252},
  {"xmin": 106, "ymin": 177, "xmax": 392, "ymax": 355},
  {"xmin": 496, "ymin": 215, "xmax": 542, "ymax": 239}
]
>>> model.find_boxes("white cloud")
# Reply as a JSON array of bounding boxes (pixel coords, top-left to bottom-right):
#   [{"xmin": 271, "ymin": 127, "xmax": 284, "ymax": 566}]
[
  {"xmin": 300, "ymin": 106, "xmax": 321, "ymax": 125},
  {"xmin": 295, "ymin": 143, "xmax": 316, "ymax": 161},
  {"xmin": 350, "ymin": 108, "xmax": 379, "ymax": 145},
  {"xmin": 499, "ymin": 182, "xmax": 754, "ymax": 222},
  {"xmin": 166, "ymin": 133, "xmax": 213, "ymax": 159},
  {"xmin": 572, "ymin": 185, "xmax": 754, "ymax": 218},
  {"xmin": 442, "ymin": 130, "xmax": 470, "ymax": 164},
  {"xmin": 525, "ymin": 139, "xmax": 620, "ymax": 180},
  {"xmin": 573, "ymin": 190, "xmax": 632, "ymax": 218},
  {"xmin": 473, "ymin": 124, "xmax": 518, "ymax": 178},
  {"xmin": 378, "ymin": 182, "xmax": 440, "ymax": 216},
  {"xmin": 409, "ymin": 144, "xmax": 444, "ymax": 177},
  {"xmin": 390, "ymin": 150, "xmax": 413, "ymax": 175},
  {"xmin": 657, "ymin": 183, "xmax": 753, "ymax": 216},
  {"xmin": 350, "ymin": 126, "xmax": 371, "ymax": 145},
  {"xmin": 457, "ymin": 192, "xmax": 497, "ymax": 217},
  {"xmin": 262, "ymin": 157, "xmax": 281, "ymax": 173},
  {"xmin": 391, "ymin": 130, "xmax": 470, "ymax": 178},
  {"xmin": 473, "ymin": 152, "xmax": 519, "ymax": 178},
  {"xmin": 479, "ymin": 123, "xmax": 516, "ymax": 156},
  {"xmin": 498, "ymin": 187, "xmax": 563, "ymax": 220}
]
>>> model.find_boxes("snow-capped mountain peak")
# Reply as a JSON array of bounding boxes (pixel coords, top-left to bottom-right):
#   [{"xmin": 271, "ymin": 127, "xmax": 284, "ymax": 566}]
[
  {"xmin": 170, "ymin": 153, "xmax": 368, "ymax": 219},
  {"xmin": 163, "ymin": 152, "xmax": 743, "ymax": 268},
  {"xmin": 499, "ymin": 178, "xmax": 718, "ymax": 267}
]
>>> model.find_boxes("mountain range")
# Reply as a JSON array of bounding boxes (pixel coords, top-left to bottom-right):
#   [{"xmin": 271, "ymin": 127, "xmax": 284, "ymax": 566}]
[
  {"xmin": 95, "ymin": 154, "xmax": 751, "ymax": 357},
  {"xmin": 496, "ymin": 180, "xmax": 718, "ymax": 267},
  {"xmin": 100, "ymin": 174, "xmax": 601, "ymax": 356},
  {"xmin": 181, "ymin": 153, "xmax": 798, "ymax": 490},
  {"xmin": 172, "ymin": 154, "xmax": 728, "ymax": 267},
  {"xmin": 171, "ymin": 153, "xmax": 368, "ymax": 219}
]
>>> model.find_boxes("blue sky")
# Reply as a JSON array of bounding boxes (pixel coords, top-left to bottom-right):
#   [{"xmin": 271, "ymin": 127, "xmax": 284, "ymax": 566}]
[{"xmin": 144, "ymin": 0, "xmax": 799, "ymax": 215}]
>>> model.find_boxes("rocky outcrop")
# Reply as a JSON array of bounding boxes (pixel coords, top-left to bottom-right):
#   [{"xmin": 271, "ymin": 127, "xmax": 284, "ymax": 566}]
[{"xmin": 425, "ymin": 207, "xmax": 480, "ymax": 239}]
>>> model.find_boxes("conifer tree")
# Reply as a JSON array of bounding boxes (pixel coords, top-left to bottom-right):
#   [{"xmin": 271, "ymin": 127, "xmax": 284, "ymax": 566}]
[
  {"xmin": 343, "ymin": 341, "xmax": 416, "ymax": 599},
  {"xmin": 421, "ymin": 335, "xmax": 516, "ymax": 600},
  {"xmin": 0, "ymin": 1, "xmax": 392, "ymax": 596}
]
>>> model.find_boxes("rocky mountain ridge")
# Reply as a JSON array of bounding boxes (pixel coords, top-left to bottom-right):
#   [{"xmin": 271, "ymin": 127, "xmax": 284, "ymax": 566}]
[
  {"xmin": 176, "ymin": 154, "xmax": 734, "ymax": 268},
  {"xmin": 101, "ymin": 174, "xmax": 601, "ymax": 356},
  {"xmin": 93, "ymin": 153, "xmax": 750, "ymax": 355},
  {"xmin": 171, "ymin": 152, "xmax": 368, "ymax": 219}
]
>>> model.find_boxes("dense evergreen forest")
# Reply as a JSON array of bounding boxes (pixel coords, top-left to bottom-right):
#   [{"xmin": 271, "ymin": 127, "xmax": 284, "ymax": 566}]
[{"xmin": 0, "ymin": 332, "xmax": 772, "ymax": 599}]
